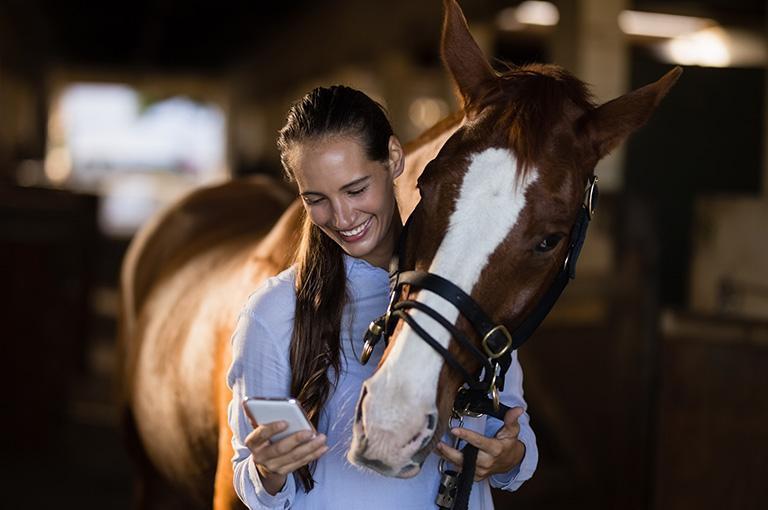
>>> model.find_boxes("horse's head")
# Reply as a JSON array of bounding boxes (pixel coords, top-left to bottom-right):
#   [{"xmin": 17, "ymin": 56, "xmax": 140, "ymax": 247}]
[{"xmin": 348, "ymin": 0, "xmax": 680, "ymax": 477}]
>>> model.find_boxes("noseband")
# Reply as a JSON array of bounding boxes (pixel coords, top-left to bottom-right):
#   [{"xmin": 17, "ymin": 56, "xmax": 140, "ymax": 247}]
[{"xmin": 359, "ymin": 175, "xmax": 598, "ymax": 509}]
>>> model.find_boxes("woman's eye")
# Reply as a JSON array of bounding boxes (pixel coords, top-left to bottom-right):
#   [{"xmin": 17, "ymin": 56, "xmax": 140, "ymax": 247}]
[
  {"xmin": 348, "ymin": 186, "xmax": 368, "ymax": 196},
  {"xmin": 303, "ymin": 196, "xmax": 324, "ymax": 206},
  {"xmin": 535, "ymin": 234, "xmax": 564, "ymax": 253}
]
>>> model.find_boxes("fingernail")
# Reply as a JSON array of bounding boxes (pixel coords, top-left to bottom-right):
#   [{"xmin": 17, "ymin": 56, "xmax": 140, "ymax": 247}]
[{"xmin": 450, "ymin": 428, "xmax": 461, "ymax": 436}]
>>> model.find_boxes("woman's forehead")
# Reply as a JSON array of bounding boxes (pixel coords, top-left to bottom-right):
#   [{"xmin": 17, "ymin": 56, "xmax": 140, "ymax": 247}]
[{"xmin": 292, "ymin": 137, "xmax": 381, "ymax": 191}]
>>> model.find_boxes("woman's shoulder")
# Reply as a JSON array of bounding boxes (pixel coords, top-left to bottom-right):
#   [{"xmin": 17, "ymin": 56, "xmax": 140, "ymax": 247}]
[{"xmin": 241, "ymin": 265, "xmax": 297, "ymax": 331}]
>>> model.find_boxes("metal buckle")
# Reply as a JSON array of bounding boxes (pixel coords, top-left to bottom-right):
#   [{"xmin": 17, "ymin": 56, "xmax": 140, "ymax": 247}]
[
  {"xmin": 488, "ymin": 364, "xmax": 501, "ymax": 413},
  {"xmin": 482, "ymin": 325, "xmax": 512, "ymax": 359},
  {"xmin": 439, "ymin": 415, "xmax": 465, "ymax": 475},
  {"xmin": 360, "ymin": 318, "xmax": 385, "ymax": 365},
  {"xmin": 361, "ymin": 341, "xmax": 375, "ymax": 365},
  {"xmin": 585, "ymin": 176, "xmax": 598, "ymax": 219}
]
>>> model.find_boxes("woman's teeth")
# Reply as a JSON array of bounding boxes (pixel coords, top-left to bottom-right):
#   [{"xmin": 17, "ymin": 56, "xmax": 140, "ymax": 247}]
[{"xmin": 340, "ymin": 218, "xmax": 371, "ymax": 237}]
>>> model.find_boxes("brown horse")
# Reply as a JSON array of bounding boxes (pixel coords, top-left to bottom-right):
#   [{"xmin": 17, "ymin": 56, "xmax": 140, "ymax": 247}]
[
  {"xmin": 348, "ymin": 0, "xmax": 680, "ymax": 479},
  {"xmin": 120, "ymin": 0, "xmax": 679, "ymax": 508}
]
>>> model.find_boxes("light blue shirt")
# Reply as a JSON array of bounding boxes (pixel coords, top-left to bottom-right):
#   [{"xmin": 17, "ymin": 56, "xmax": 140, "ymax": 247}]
[{"xmin": 227, "ymin": 255, "xmax": 538, "ymax": 509}]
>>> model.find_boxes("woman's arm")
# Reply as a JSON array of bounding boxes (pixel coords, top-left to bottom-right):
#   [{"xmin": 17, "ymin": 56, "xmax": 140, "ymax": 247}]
[{"xmin": 227, "ymin": 306, "xmax": 297, "ymax": 509}]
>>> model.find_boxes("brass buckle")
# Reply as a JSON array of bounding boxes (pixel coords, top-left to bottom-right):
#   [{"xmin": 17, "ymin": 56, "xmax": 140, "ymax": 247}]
[
  {"xmin": 488, "ymin": 364, "xmax": 501, "ymax": 413},
  {"xmin": 482, "ymin": 325, "xmax": 512, "ymax": 359}
]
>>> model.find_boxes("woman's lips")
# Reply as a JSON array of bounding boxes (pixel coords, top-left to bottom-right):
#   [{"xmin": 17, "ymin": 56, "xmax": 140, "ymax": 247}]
[{"xmin": 338, "ymin": 217, "xmax": 373, "ymax": 243}]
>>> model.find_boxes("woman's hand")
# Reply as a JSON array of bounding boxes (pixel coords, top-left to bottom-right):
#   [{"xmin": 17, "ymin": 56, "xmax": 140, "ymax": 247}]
[
  {"xmin": 244, "ymin": 419, "xmax": 328, "ymax": 495},
  {"xmin": 435, "ymin": 407, "xmax": 525, "ymax": 482}
]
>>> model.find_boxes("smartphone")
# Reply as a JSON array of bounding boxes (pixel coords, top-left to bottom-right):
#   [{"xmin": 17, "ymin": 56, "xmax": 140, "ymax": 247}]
[{"xmin": 243, "ymin": 397, "xmax": 315, "ymax": 442}]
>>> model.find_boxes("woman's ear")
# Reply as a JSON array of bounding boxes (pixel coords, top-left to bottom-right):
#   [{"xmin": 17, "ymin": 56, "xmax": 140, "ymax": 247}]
[{"xmin": 387, "ymin": 135, "xmax": 405, "ymax": 179}]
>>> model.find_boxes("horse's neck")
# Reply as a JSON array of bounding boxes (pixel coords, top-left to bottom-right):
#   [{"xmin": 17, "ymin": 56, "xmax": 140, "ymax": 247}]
[{"xmin": 398, "ymin": 114, "xmax": 464, "ymax": 220}]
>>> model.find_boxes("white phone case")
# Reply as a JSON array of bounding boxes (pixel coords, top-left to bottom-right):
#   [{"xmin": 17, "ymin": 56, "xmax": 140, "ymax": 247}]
[{"xmin": 243, "ymin": 397, "xmax": 315, "ymax": 442}]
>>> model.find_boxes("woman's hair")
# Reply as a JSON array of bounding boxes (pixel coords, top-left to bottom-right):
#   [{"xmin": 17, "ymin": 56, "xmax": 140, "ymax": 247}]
[{"xmin": 277, "ymin": 85, "xmax": 393, "ymax": 492}]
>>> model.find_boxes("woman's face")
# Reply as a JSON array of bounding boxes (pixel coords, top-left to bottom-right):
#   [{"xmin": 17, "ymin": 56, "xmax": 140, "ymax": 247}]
[{"xmin": 289, "ymin": 135, "xmax": 404, "ymax": 269}]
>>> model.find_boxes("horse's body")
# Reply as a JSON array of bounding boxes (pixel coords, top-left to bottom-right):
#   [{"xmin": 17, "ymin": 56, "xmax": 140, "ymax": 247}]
[
  {"xmin": 121, "ymin": 1, "xmax": 679, "ymax": 507},
  {"xmin": 121, "ymin": 177, "xmax": 297, "ymax": 508}
]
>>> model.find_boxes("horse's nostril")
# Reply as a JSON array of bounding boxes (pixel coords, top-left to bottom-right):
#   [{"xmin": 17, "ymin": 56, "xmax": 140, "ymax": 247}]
[
  {"xmin": 355, "ymin": 386, "xmax": 368, "ymax": 424},
  {"xmin": 426, "ymin": 412, "xmax": 437, "ymax": 431}
]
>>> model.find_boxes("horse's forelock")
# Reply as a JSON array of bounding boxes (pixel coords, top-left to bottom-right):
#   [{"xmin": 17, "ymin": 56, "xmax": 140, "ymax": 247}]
[{"xmin": 464, "ymin": 64, "xmax": 596, "ymax": 182}]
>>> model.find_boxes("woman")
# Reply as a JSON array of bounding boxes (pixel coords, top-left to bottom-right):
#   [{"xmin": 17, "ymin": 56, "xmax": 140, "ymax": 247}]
[{"xmin": 227, "ymin": 85, "xmax": 538, "ymax": 509}]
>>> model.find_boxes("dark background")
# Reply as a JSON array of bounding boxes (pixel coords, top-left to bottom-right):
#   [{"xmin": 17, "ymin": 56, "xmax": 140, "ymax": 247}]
[{"xmin": 1, "ymin": 1, "xmax": 767, "ymax": 508}]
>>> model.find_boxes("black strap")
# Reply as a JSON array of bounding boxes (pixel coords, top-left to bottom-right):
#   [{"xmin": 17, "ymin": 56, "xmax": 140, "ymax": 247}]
[
  {"xmin": 453, "ymin": 445, "xmax": 478, "ymax": 510},
  {"xmin": 396, "ymin": 311, "xmax": 475, "ymax": 384},
  {"xmin": 453, "ymin": 388, "xmax": 511, "ymax": 421},
  {"xmin": 506, "ymin": 205, "xmax": 590, "ymax": 350},
  {"xmin": 396, "ymin": 271, "xmax": 498, "ymax": 343}
]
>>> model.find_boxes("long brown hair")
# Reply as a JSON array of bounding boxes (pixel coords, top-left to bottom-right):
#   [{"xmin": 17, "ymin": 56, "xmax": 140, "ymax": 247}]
[{"xmin": 277, "ymin": 85, "xmax": 393, "ymax": 492}]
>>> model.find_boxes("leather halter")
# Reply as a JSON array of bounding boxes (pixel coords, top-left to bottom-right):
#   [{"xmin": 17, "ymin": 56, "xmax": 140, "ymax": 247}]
[
  {"xmin": 361, "ymin": 175, "xmax": 598, "ymax": 417},
  {"xmin": 359, "ymin": 175, "xmax": 597, "ymax": 510}
]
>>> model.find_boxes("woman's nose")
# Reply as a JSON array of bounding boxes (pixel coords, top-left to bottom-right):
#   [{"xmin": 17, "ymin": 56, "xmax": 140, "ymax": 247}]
[{"xmin": 332, "ymin": 199, "xmax": 354, "ymax": 229}]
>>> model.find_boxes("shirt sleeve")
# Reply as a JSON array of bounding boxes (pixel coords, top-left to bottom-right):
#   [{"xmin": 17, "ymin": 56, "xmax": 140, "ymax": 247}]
[
  {"xmin": 227, "ymin": 303, "xmax": 296, "ymax": 509},
  {"xmin": 485, "ymin": 350, "xmax": 538, "ymax": 491}
]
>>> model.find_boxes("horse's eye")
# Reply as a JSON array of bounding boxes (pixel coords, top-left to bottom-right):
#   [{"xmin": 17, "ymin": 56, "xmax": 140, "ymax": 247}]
[{"xmin": 535, "ymin": 234, "xmax": 564, "ymax": 253}]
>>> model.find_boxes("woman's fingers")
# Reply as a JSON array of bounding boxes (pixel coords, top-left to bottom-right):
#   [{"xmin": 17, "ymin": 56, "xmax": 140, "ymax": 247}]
[
  {"xmin": 436, "ymin": 441, "xmax": 463, "ymax": 466},
  {"xmin": 451, "ymin": 427, "xmax": 503, "ymax": 457},
  {"xmin": 245, "ymin": 421, "xmax": 288, "ymax": 451},
  {"xmin": 262, "ymin": 434, "xmax": 327, "ymax": 474},
  {"xmin": 268, "ymin": 433, "xmax": 325, "ymax": 462},
  {"xmin": 263, "ymin": 430, "xmax": 317, "ymax": 457},
  {"xmin": 274, "ymin": 443, "xmax": 330, "ymax": 475}
]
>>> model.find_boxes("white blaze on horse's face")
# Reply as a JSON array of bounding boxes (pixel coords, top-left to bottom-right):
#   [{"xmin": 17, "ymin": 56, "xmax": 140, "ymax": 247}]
[{"xmin": 350, "ymin": 147, "xmax": 538, "ymax": 476}]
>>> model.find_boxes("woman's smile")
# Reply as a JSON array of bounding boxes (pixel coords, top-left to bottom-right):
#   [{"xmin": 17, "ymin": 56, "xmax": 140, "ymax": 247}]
[{"xmin": 338, "ymin": 217, "xmax": 373, "ymax": 243}]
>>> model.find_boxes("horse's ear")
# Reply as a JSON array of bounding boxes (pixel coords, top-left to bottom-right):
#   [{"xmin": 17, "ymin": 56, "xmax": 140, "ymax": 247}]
[
  {"xmin": 441, "ymin": 0, "xmax": 496, "ymax": 107},
  {"xmin": 584, "ymin": 66, "xmax": 682, "ymax": 160}
]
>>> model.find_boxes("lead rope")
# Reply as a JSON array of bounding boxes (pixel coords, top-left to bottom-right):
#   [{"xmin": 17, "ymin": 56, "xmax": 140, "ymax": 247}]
[
  {"xmin": 453, "ymin": 444, "xmax": 478, "ymax": 510},
  {"xmin": 437, "ymin": 399, "xmax": 510, "ymax": 510}
]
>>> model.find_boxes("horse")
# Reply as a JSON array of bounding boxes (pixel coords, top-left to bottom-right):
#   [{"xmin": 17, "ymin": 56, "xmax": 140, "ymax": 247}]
[
  {"xmin": 347, "ymin": 0, "xmax": 680, "ymax": 484},
  {"xmin": 119, "ymin": 0, "xmax": 679, "ymax": 508}
]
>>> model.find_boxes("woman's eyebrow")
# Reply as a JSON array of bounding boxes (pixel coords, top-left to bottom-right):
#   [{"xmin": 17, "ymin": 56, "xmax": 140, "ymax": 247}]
[{"xmin": 339, "ymin": 176, "xmax": 370, "ymax": 191}]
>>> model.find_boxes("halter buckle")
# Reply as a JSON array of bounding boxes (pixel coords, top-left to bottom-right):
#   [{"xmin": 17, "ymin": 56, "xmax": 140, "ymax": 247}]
[
  {"xmin": 360, "ymin": 317, "xmax": 386, "ymax": 365},
  {"xmin": 361, "ymin": 341, "xmax": 375, "ymax": 365},
  {"xmin": 585, "ymin": 176, "xmax": 599, "ymax": 219},
  {"xmin": 482, "ymin": 325, "xmax": 512, "ymax": 359},
  {"xmin": 491, "ymin": 386, "xmax": 500, "ymax": 413}
]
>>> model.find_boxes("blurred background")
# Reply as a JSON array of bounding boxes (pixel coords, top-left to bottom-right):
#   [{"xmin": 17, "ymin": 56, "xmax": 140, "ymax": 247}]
[{"xmin": 1, "ymin": 0, "xmax": 766, "ymax": 508}]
